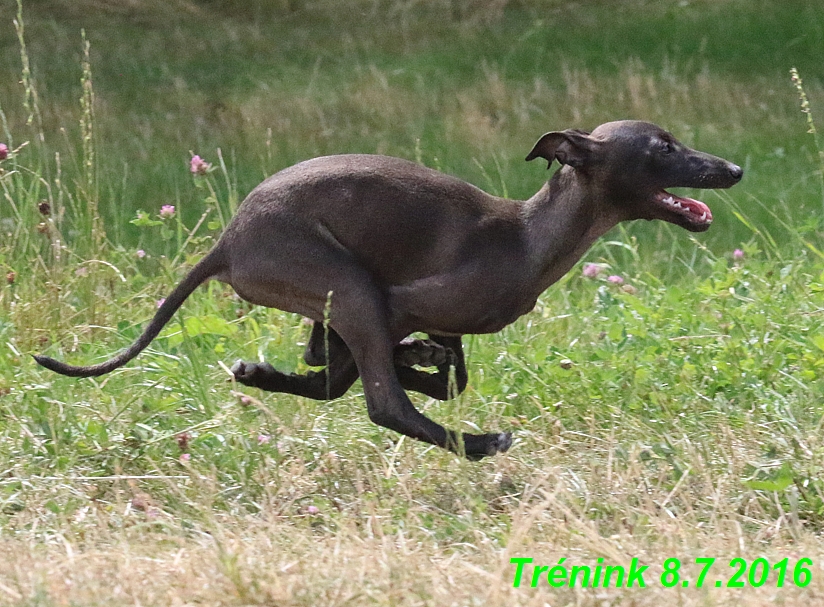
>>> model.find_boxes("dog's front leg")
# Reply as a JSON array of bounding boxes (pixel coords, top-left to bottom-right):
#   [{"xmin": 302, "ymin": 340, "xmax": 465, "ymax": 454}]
[{"xmin": 336, "ymin": 317, "xmax": 509, "ymax": 459}]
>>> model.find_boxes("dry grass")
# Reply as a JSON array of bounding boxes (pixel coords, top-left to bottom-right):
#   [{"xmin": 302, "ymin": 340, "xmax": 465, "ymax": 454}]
[
  {"xmin": 3, "ymin": 531, "xmax": 822, "ymax": 606},
  {"xmin": 0, "ymin": 507, "xmax": 820, "ymax": 605},
  {"xmin": 1, "ymin": 409, "xmax": 823, "ymax": 606}
]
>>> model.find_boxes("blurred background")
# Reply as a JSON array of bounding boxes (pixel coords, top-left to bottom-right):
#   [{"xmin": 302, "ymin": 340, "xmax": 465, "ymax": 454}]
[{"xmin": 1, "ymin": 0, "xmax": 822, "ymax": 257}]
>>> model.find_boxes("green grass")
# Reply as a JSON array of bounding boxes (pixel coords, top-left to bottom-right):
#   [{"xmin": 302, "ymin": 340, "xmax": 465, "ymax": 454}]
[
  {"xmin": 2, "ymin": 0, "xmax": 824, "ymax": 251},
  {"xmin": 2, "ymin": 1, "xmax": 824, "ymax": 605}
]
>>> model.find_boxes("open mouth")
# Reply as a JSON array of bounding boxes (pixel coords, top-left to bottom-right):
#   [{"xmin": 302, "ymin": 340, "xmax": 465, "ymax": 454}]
[{"xmin": 654, "ymin": 190, "xmax": 713, "ymax": 226}]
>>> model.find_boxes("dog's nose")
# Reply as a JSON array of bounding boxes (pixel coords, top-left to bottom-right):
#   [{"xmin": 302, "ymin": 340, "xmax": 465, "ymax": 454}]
[{"xmin": 728, "ymin": 164, "xmax": 743, "ymax": 181}]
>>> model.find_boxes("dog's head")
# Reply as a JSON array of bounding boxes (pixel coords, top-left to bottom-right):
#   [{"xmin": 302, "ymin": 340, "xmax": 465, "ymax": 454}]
[{"xmin": 526, "ymin": 120, "xmax": 743, "ymax": 232}]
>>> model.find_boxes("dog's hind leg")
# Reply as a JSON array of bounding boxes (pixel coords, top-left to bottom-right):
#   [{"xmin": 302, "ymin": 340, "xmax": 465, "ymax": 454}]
[
  {"xmin": 231, "ymin": 350, "xmax": 359, "ymax": 400},
  {"xmin": 232, "ymin": 321, "xmax": 359, "ymax": 400},
  {"xmin": 301, "ymin": 322, "xmax": 468, "ymax": 400},
  {"xmin": 395, "ymin": 335, "xmax": 468, "ymax": 400},
  {"xmin": 301, "ymin": 320, "xmax": 348, "ymax": 367}
]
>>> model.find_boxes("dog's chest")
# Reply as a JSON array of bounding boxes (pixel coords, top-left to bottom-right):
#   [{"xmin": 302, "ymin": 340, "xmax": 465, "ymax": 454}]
[
  {"xmin": 469, "ymin": 293, "xmax": 537, "ymax": 333},
  {"xmin": 403, "ymin": 279, "xmax": 537, "ymax": 336}
]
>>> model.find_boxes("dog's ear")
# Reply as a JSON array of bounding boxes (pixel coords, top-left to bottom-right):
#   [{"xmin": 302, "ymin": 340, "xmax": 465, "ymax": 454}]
[{"xmin": 525, "ymin": 129, "xmax": 597, "ymax": 169}]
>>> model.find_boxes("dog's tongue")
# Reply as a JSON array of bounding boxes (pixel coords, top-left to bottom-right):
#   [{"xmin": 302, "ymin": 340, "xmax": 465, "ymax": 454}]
[{"xmin": 658, "ymin": 192, "xmax": 712, "ymax": 223}]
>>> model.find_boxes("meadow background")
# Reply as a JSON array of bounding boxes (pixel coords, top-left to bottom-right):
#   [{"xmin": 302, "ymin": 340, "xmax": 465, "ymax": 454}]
[{"xmin": 1, "ymin": 0, "xmax": 824, "ymax": 604}]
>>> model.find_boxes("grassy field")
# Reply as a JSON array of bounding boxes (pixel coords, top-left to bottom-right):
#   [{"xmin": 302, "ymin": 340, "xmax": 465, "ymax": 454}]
[{"xmin": 2, "ymin": 0, "xmax": 824, "ymax": 605}]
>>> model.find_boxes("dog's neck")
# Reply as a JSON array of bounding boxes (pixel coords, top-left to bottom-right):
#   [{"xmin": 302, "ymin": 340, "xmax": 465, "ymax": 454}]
[{"xmin": 521, "ymin": 167, "xmax": 625, "ymax": 294}]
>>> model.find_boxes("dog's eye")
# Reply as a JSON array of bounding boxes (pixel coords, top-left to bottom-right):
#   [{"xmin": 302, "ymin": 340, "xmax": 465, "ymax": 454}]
[{"xmin": 659, "ymin": 140, "xmax": 674, "ymax": 154}]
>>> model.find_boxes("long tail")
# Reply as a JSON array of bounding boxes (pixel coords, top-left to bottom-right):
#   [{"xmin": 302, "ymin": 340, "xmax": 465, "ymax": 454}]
[{"xmin": 33, "ymin": 247, "xmax": 227, "ymax": 377}]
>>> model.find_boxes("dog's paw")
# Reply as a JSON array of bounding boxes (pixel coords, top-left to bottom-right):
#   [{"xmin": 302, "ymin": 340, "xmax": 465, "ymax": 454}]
[
  {"xmin": 394, "ymin": 339, "xmax": 450, "ymax": 368},
  {"xmin": 231, "ymin": 360, "xmax": 276, "ymax": 385},
  {"xmin": 465, "ymin": 432, "xmax": 513, "ymax": 461},
  {"xmin": 490, "ymin": 431, "xmax": 513, "ymax": 454}
]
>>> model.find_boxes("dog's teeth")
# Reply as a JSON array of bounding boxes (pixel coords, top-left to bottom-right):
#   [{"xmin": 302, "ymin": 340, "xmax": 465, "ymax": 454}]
[
  {"xmin": 674, "ymin": 201, "xmax": 683, "ymax": 209},
  {"xmin": 663, "ymin": 196, "xmax": 674, "ymax": 204}
]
